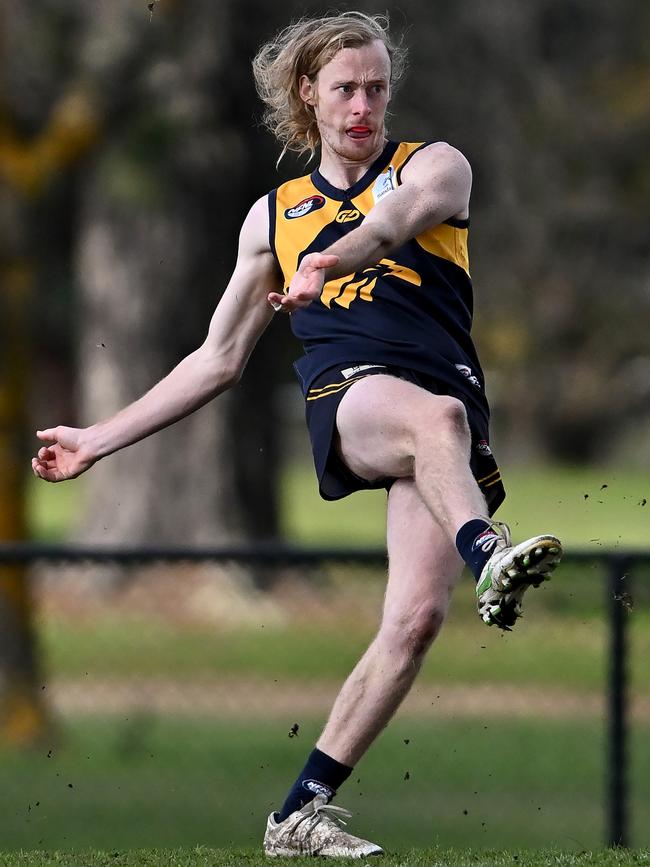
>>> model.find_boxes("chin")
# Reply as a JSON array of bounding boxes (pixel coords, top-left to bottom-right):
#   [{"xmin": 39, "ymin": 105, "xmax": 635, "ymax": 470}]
[{"xmin": 340, "ymin": 135, "xmax": 381, "ymax": 161}]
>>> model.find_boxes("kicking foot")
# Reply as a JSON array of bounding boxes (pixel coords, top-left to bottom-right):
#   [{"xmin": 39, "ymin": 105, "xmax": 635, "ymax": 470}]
[
  {"xmin": 264, "ymin": 794, "xmax": 383, "ymax": 858},
  {"xmin": 476, "ymin": 523, "xmax": 562, "ymax": 630}
]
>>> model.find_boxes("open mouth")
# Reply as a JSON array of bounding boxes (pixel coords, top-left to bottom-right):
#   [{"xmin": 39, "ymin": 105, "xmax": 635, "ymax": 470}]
[{"xmin": 346, "ymin": 126, "xmax": 372, "ymax": 139}]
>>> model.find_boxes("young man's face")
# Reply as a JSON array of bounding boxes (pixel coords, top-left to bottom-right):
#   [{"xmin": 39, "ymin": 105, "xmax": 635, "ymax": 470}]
[{"xmin": 300, "ymin": 40, "xmax": 391, "ymax": 164}]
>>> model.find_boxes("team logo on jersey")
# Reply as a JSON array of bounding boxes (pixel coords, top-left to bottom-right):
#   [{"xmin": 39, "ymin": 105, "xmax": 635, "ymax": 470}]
[
  {"xmin": 321, "ymin": 258, "xmax": 421, "ymax": 309},
  {"xmin": 455, "ymin": 363, "xmax": 481, "ymax": 389},
  {"xmin": 284, "ymin": 195, "xmax": 326, "ymax": 220},
  {"xmin": 335, "ymin": 208, "xmax": 360, "ymax": 223},
  {"xmin": 341, "ymin": 364, "xmax": 386, "ymax": 379},
  {"xmin": 372, "ymin": 166, "xmax": 395, "ymax": 203}
]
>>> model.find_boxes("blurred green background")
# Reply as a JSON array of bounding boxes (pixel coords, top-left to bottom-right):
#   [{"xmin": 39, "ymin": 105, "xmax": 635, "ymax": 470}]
[
  {"xmin": 1, "ymin": 0, "xmax": 649, "ymax": 855},
  {"xmin": 1, "ymin": 555, "xmax": 649, "ymax": 851}
]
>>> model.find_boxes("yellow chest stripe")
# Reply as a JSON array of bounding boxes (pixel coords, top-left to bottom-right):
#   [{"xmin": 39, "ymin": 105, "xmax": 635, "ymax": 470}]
[
  {"xmin": 272, "ymin": 142, "xmax": 470, "ymax": 290},
  {"xmin": 321, "ymin": 259, "xmax": 422, "ymax": 309}
]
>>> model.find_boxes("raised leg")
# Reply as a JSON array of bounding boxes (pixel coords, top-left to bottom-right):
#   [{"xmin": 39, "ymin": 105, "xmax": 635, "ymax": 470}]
[{"xmin": 335, "ymin": 373, "xmax": 488, "ymax": 540}]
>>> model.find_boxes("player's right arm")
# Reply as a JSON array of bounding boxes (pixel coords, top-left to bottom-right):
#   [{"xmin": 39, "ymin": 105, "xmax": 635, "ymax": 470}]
[{"xmin": 32, "ymin": 195, "xmax": 281, "ymax": 483}]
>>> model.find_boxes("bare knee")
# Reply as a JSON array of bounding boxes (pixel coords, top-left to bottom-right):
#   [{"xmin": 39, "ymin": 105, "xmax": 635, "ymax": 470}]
[
  {"xmin": 419, "ymin": 395, "xmax": 470, "ymax": 445},
  {"xmin": 378, "ymin": 601, "xmax": 447, "ymax": 662}
]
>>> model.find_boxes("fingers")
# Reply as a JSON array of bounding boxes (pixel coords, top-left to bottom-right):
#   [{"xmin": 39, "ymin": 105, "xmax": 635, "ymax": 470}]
[
  {"xmin": 267, "ymin": 293, "xmax": 285, "ymax": 312},
  {"xmin": 31, "ymin": 459, "xmax": 60, "ymax": 482},
  {"xmin": 301, "ymin": 253, "xmax": 339, "ymax": 271},
  {"xmin": 36, "ymin": 428, "xmax": 57, "ymax": 442},
  {"xmin": 267, "ymin": 292, "xmax": 313, "ymax": 313}
]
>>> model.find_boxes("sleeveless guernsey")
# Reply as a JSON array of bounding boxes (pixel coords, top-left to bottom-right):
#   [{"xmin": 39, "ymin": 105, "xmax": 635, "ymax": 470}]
[{"xmin": 267, "ymin": 140, "xmax": 490, "ymax": 428}]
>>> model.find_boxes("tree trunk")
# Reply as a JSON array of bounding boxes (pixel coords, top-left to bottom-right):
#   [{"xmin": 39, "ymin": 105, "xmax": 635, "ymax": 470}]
[
  {"xmin": 74, "ymin": 0, "xmax": 278, "ymax": 557},
  {"xmin": 76, "ymin": 182, "xmax": 246, "ymax": 546}
]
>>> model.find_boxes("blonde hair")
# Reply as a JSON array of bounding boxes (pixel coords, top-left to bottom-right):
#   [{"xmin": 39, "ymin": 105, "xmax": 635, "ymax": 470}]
[{"xmin": 252, "ymin": 11, "xmax": 407, "ymax": 162}]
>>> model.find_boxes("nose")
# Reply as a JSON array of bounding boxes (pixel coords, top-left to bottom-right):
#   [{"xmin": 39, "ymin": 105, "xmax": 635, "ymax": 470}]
[{"xmin": 351, "ymin": 89, "xmax": 370, "ymax": 117}]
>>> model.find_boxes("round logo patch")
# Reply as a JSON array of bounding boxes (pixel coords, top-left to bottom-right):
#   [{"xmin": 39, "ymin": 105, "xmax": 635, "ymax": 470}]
[{"xmin": 285, "ymin": 195, "xmax": 326, "ymax": 220}]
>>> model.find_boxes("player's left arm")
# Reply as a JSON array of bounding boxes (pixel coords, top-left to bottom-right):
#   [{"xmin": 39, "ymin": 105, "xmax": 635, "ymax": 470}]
[{"xmin": 270, "ymin": 143, "xmax": 471, "ymax": 312}]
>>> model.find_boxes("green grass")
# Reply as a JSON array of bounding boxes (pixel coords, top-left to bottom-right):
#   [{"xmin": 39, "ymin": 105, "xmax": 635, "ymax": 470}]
[
  {"xmin": 1, "ymin": 847, "xmax": 649, "ymax": 866},
  {"xmin": 20, "ymin": 462, "xmax": 650, "ymax": 859},
  {"xmin": 1, "ymin": 716, "xmax": 649, "ymax": 852},
  {"xmin": 37, "ymin": 571, "xmax": 650, "ymax": 693},
  {"xmin": 38, "ymin": 611, "xmax": 613, "ymax": 687}
]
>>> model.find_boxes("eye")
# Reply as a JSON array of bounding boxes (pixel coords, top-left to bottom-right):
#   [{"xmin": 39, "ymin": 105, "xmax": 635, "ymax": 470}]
[{"xmin": 338, "ymin": 84, "xmax": 353, "ymax": 94}]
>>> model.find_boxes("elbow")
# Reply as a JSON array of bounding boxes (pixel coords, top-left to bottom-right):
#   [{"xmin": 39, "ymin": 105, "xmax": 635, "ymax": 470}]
[
  {"xmin": 368, "ymin": 222, "xmax": 397, "ymax": 256},
  {"xmin": 197, "ymin": 347, "xmax": 243, "ymax": 395},
  {"xmin": 220, "ymin": 361, "xmax": 244, "ymax": 390},
  {"xmin": 211, "ymin": 355, "xmax": 244, "ymax": 392}
]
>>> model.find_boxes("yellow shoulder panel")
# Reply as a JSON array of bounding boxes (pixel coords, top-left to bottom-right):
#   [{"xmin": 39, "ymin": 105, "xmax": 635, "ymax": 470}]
[
  {"xmin": 392, "ymin": 141, "xmax": 471, "ymax": 276},
  {"xmin": 274, "ymin": 176, "xmax": 340, "ymax": 285},
  {"xmin": 416, "ymin": 223, "xmax": 470, "ymax": 276}
]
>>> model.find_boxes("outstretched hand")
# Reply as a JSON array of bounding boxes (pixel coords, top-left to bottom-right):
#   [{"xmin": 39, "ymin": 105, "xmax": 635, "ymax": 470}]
[
  {"xmin": 31, "ymin": 427, "xmax": 96, "ymax": 483},
  {"xmin": 268, "ymin": 252, "xmax": 339, "ymax": 313}
]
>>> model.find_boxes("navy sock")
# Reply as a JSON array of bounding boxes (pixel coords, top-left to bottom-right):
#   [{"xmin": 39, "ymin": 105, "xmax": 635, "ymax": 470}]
[
  {"xmin": 455, "ymin": 519, "xmax": 500, "ymax": 582},
  {"xmin": 277, "ymin": 748, "xmax": 353, "ymax": 822}
]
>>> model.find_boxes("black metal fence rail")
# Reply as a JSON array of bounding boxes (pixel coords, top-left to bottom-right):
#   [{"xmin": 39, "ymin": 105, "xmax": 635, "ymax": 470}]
[{"xmin": 1, "ymin": 543, "xmax": 648, "ymax": 848}]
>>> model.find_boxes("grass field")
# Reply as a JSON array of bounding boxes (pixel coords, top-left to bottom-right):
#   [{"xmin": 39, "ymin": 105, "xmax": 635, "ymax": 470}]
[
  {"xmin": 2, "ymin": 847, "xmax": 649, "ymax": 866},
  {"xmin": 2, "ymin": 716, "xmax": 649, "ymax": 853},
  {"xmin": 38, "ymin": 609, "xmax": 650, "ymax": 694},
  {"xmin": 16, "ymin": 461, "xmax": 650, "ymax": 859}
]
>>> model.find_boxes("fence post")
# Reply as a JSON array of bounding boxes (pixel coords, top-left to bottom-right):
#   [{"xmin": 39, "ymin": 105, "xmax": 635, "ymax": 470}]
[{"xmin": 607, "ymin": 555, "xmax": 631, "ymax": 848}]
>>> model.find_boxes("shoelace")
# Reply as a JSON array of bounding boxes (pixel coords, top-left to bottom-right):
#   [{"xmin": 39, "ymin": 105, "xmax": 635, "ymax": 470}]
[
  {"xmin": 288, "ymin": 801, "xmax": 353, "ymax": 845},
  {"xmin": 488, "ymin": 520, "xmax": 512, "ymax": 547},
  {"xmin": 312, "ymin": 800, "xmax": 352, "ymax": 826}
]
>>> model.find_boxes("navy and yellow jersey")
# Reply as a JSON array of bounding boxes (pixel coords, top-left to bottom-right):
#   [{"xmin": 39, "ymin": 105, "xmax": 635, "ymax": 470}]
[{"xmin": 267, "ymin": 140, "xmax": 489, "ymax": 426}]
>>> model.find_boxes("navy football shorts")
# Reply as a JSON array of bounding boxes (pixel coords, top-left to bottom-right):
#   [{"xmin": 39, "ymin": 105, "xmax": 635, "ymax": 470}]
[{"xmin": 303, "ymin": 362, "xmax": 505, "ymax": 516}]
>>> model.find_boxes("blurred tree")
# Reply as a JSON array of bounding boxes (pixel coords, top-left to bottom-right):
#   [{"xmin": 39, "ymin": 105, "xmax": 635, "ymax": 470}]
[
  {"xmin": 0, "ymin": 0, "xmax": 99, "ymax": 744},
  {"xmin": 70, "ymin": 0, "xmax": 297, "ymax": 550},
  {"xmin": 392, "ymin": 0, "xmax": 650, "ymax": 463}
]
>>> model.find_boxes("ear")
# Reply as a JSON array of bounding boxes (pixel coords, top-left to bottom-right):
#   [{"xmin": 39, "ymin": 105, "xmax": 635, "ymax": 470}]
[{"xmin": 299, "ymin": 74, "xmax": 316, "ymax": 106}]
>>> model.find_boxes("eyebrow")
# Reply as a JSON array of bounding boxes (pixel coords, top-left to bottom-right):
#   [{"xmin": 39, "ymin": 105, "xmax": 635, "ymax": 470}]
[{"xmin": 332, "ymin": 78, "xmax": 388, "ymax": 87}]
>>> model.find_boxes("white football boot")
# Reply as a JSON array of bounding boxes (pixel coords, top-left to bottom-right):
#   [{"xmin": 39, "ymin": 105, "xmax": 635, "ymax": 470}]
[
  {"xmin": 264, "ymin": 794, "xmax": 384, "ymax": 858},
  {"xmin": 475, "ymin": 522, "xmax": 562, "ymax": 629}
]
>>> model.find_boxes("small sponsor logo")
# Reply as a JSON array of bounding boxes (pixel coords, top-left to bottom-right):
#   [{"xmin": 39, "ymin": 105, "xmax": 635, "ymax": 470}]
[
  {"xmin": 303, "ymin": 780, "xmax": 334, "ymax": 799},
  {"xmin": 335, "ymin": 209, "xmax": 360, "ymax": 223},
  {"xmin": 340, "ymin": 364, "xmax": 386, "ymax": 379},
  {"xmin": 372, "ymin": 167, "xmax": 395, "ymax": 203},
  {"xmin": 476, "ymin": 439, "xmax": 492, "ymax": 457},
  {"xmin": 285, "ymin": 195, "xmax": 326, "ymax": 220},
  {"xmin": 455, "ymin": 363, "xmax": 481, "ymax": 389},
  {"xmin": 472, "ymin": 529, "xmax": 499, "ymax": 553}
]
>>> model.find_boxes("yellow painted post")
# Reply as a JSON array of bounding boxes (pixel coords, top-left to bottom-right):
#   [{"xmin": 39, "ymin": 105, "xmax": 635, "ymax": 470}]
[
  {"xmin": 0, "ymin": 260, "xmax": 49, "ymax": 746},
  {"xmin": 0, "ymin": 69, "xmax": 99, "ymax": 747}
]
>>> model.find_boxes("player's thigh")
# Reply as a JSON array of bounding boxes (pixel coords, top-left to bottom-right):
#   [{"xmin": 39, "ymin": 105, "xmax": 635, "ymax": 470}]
[
  {"xmin": 335, "ymin": 373, "xmax": 463, "ymax": 482},
  {"xmin": 380, "ymin": 478, "xmax": 464, "ymax": 647}
]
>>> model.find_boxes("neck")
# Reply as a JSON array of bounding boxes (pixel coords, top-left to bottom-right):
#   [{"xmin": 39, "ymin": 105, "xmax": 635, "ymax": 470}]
[{"xmin": 317, "ymin": 138, "xmax": 388, "ymax": 190}]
